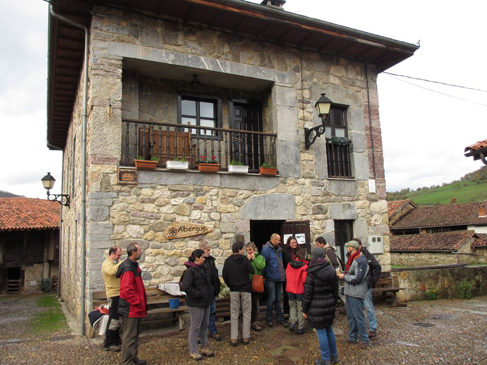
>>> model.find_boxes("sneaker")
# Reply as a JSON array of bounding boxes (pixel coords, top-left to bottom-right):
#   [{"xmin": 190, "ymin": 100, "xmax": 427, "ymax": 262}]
[
  {"xmin": 360, "ymin": 341, "xmax": 370, "ymax": 349},
  {"xmin": 331, "ymin": 355, "xmax": 339, "ymax": 364},
  {"xmin": 278, "ymin": 320, "xmax": 289, "ymax": 328},
  {"xmin": 103, "ymin": 345, "xmax": 121, "ymax": 352},
  {"xmin": 347, "ymin": 338, "xmax": 358, "ymax": 344},
  {"xmin": 368, "ymin": 331, "xmax": 377, "ymax": 339},
  {"xmin": 251, "ymin": 323, "xmax": 262, "ymax": 332},
  {"xmin": 242, "ymin": 338, "xmax": 250, "ymax": 345},
  {"xmin": 133, "ymin": 358, "xmax": 147, "ymax": 365},
  {"xmin": 230, "ymin": 339, "xmax": 238, "ymax": 347},
  {"xmin": 297, "ymin": 328, "xmax": 306, "ymax": 335},
  {"xmin": 190, "ymin": 353, "xmax": 203, "ymax": 361},
  {"xmin": 266, "ymin": 320, "xmax": 273, "ymax": 327},
  {"xmin": 288, "ymin": 322, "xmax": 295, "ymax": 332},
  {"xmin": 199, "ymin": 347, "xmax": 214, "ymax": 357},
  {"xmin": 210, "ymin": 333, "xmax": 221, "ymax": 341}
]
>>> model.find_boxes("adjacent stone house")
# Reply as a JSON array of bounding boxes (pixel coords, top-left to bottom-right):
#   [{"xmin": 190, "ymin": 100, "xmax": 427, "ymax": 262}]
[
  {"xmin": 46, "ymin": 0, "xmax": 418, "ymax": 329},
  {"xmin": 0, "ymin": 198, "xmax": 60, "ymax": 294}
]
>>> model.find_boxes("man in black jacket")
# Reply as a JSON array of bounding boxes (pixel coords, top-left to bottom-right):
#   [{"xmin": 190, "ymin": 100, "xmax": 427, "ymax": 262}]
[
  {"xmin": 353, "ymin": 238, "xmax": 381, "ymax": 339},
  {"xmin": 199, "ymin": 241, "xmax": 222, "ymax": 341}
]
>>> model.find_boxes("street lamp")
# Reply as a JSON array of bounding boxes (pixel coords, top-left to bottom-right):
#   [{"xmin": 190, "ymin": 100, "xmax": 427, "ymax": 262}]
[
  {"xmin": 305, "ymin": 93, "xmax": 333, "ymax": 150},
  {"xmin": 41, "ymin": 172, "xmax": 70, "ymax": 208}
]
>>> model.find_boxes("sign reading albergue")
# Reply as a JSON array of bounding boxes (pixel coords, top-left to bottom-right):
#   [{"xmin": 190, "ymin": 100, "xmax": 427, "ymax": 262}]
[{"xmin": 164, "ymin": 221, "xmax": 213, "ymax": 239}]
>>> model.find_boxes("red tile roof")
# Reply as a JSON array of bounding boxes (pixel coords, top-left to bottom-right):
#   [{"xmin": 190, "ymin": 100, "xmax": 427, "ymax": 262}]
[
  {"xmin": 465, "ymin": 139, "xmax": 487, "ymax": 153},
  {"xmin": 465, "ymin": 139, "xmax": 487, "ymax": 162},
  {"xmin": 388, "ymin": 199, "xmax": 416, "ymax": 219},
  {"xmin": 391, "ymin": 202, "xmax": 487, "ymax": 229},
  {"xmin": 0, "ymin": 198, "xmax": 60, "ymax": 231},
  {"xmin": 471, "ymin": 233, "xmax": 487, "ymax": 248},
  {"xmin": 390, "ymin": 231, "xmax": 476, "ymax": 252}
]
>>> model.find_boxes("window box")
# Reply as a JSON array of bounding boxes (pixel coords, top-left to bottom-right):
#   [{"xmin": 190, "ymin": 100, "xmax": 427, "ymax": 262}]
[
  {"xmin": 134, "ymin": 159, "xmax": 158, "ymax": 169},
  {"xmin": 198, "ymin": 163, "xmax": 220, "ymax": 173},
  {"xmin": 228, "ymin": 165, "xmax": 249, "ymax": 174},
  {"xmin": 166, "ymin": 160, "xmax": 189, "ymax": 170},
  {"xmin": 259, "ymin": 167, "xmax": 278, "ymax": 176}
]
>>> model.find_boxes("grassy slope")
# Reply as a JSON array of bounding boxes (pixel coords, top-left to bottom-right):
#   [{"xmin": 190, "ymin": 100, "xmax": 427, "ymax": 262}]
[
  {"xmin": 32, "ymin": 295, "xmax": 68, "ymax": 334},
  {"xmin": 393, "ymin": 181, "xmax": 487, "ymax": 205}
]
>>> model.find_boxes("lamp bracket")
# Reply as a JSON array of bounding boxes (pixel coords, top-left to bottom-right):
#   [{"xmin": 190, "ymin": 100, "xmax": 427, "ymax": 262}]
[
  {"xmin": 47, "ymin": 190, "xmax": 70, "ymax": 208},
  {"xmin": 305, "ymin": 122, "xmax": 326, "ymax": 150}
]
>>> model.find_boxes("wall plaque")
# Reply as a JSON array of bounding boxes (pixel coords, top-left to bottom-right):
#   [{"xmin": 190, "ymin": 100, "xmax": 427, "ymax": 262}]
[
  {"xmin": 118, "ymin": 169, "xmax": 137, "ymax": 185},
  {"xmin": 164, "ymin": 222, "xmax": 213, "ymax": 239}
]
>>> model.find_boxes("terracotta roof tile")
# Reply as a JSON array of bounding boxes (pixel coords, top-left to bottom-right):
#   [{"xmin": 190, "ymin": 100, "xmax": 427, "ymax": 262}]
[
  {"xmin": 0, "ymin": 198, "xmax": 60, "ymax": 231},
  {"xmin": 391, "ymin": 202, "xmax": 487, "ymax": 229},
  {"xmin": 390, "ymin": 231, "xmax": 475, "ymax": 252},
  {"xmin": 465, "ymin": 139, "xmax": 487, "ymax": 153},
  {"xmin": 471, "ymin": 233, "xmax": 487, "ymax": 248},
  {"xmin": 388, "ymin": 199, "xmax": 416, "ymax": 219}
]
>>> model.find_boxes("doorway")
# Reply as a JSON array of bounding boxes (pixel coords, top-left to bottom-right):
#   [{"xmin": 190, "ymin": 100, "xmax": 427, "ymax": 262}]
[
  {"xmin": 7, "ymin": 267, "xmax": 22, "ymax": 294},
  {"xmin": 250, "ymin": 220, "xmax": 284, "ymax": 252}
]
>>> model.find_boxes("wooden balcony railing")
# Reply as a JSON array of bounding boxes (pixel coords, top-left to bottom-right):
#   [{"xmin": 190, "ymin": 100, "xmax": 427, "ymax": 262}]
[{"xmin": 121, "ymin": 119, "xmax": 277, "ymax": 172}]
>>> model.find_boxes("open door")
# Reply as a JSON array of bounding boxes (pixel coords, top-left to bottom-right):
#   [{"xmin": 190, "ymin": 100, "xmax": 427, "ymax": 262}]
[{"xmin": 280, "ymin": 221, "xmax": 311, "ymax": 253}]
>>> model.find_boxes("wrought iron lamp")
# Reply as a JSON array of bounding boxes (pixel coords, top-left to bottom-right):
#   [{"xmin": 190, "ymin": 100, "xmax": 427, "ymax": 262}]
[
  {"xmin": 305, "ymin": 93, "xmax": 333, "ymax": 150},
  {"xmin": 41, "ymin": 172, "xmax": 70, "ymax": 208}
]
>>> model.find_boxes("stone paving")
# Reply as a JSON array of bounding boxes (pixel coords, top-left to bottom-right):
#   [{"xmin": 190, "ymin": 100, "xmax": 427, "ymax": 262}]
[{"xmin": 1, "ymin": 294, "xmax": 487, "ymax": 364}]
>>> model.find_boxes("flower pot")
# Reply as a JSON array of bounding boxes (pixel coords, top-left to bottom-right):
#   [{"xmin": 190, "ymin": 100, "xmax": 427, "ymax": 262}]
[
  {"xmin": 166, "ymin": 160, "xmax": 189, "ymax": 170},
  {"xmin": 259, "ymin": 167, "xmax": 278, "ymax": 176},
  {"xmin": 198, "ymin": 163, "xmax": 220, "ymax": 173},
  {"xmin": 228, "ymin": 165, "xmax": 249, "ymax": 174},
  {"xmin": 134, "ymin": 159, "xmax": 159, "ymax": 169}
]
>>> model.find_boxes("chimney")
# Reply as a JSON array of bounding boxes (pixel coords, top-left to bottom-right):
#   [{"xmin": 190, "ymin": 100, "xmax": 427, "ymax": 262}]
[
  {"xmin": 260, "ymin": 0, "xmax": 286, "ymax": 9},
  {"xmin": 479, "ymin": 204, "xmax": 486, "ymax": 218}
]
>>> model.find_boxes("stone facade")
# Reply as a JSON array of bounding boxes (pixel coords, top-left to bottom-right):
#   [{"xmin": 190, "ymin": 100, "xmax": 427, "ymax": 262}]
[
  {"xmin": 59, "ymin": 6, "xmax": 393, "ymax": 325},
  {"xmin": 392, "ymin": 252, "xmax": 487, "ymax": 267}
]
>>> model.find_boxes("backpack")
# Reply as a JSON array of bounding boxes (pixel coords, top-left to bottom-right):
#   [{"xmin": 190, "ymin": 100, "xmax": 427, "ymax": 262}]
[{"xmin": 179, "ymin": 269, "xmax": 186, "ymax": 291}]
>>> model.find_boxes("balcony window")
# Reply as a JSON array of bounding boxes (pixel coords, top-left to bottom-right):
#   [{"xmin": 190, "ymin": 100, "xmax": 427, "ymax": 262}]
[{"xmin": 178, "ymin": 94, "xmax": 221, "ymax": 136}]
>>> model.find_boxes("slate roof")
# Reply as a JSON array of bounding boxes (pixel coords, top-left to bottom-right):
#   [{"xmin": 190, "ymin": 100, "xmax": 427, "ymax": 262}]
[
  {"xmin": 391, "ymin": 202, "xmax": 487, "ymax": 230},
  {"xmin": 390, "ymin": 231, "xmax": 476, "ymax": 252},
  {"xmin": 0, "ymin": 198, "xmax": 60, "ymax": 231}
]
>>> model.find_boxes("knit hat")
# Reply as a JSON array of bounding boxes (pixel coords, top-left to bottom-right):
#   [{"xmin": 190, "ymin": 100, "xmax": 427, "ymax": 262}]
[
  {"xmin": 345, "ymin": 240, "xmax": 360, "ymax": 250},
  {"xmin": 311, "ymin": 247, "xmax": 325, "ymax": 260},
  {"xmin": 199, "ymin": 241, "xmax": 211, "ymax": 250}
]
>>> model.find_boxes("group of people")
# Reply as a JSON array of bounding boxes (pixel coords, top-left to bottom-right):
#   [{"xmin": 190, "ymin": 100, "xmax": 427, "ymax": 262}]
[{"xmin": 101, "ymin": 234, "xmax": 381, "ymax": 365}]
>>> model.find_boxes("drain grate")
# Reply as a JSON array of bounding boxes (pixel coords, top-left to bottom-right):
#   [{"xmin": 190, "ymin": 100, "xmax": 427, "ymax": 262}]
[{"xmin": 414, "ymin": 322, "xmax": 435, "ymax": 328}]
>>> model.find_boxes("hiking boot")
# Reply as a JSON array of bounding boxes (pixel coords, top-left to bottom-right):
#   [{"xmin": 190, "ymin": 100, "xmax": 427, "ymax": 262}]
[
  {"xmin": 103, "ymin": 345, "xmax": 120, "ymax": 352},
  {"xmin": 288, "ymin": 322, "xmax": 296, "ymax": 332},
  {"xmin": 278, "ymin": 320, "xmax": 289, "ymax": 328},
  {"xmin": 314, "ymin": 359, "xmax": 331, "ymax": 365},
  {"xmin": 347, "ymin": 338, "xmax": 358, "ymax": 344},
  {"xmin": 230, "ymin": 339, "xmax": 238, "ymax": 347},
  {"xmin": 251, "ymin": 323, "xmax": 262, "ymax": 332},
  {"xmin": 133, "ymin": 358, "xmax": 147, "ymax": 365},
  {"xmin": 331, "ymin": 355, "xmax": 339, "ymax": 363},
  {"xmin": 360, "ymin": 341, "xmax": 370, "ymax": 349},
  {"xmin": 297, "ymin": 328, "xmax": 306, "ymax": 335},
  {"xmin": 190, "ymin": 353, "xmax": 203, "ymax": 361},
  {"xmin": 210, "ymin": 333, "xmax": 221, "ymax": 341},
  {"xmin": 199, "ymin": 347, "xmax": 214, "ymax": 357},
  {"xmin": 368, "ymin": 331, "xmax": 377, "ymax": 339},
  {"xmin": 266, "ymin": 320, "xmax": 273, "ymax": 327},
  {"xmin": 242, "ymin": 338, "xmax": 250, "ymax": 345}
]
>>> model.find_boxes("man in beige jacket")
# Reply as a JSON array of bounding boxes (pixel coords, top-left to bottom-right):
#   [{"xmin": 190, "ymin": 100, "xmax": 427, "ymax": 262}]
[{"xmin": 101, "ymin": 245, "xmax": 123, "ymax": 352}]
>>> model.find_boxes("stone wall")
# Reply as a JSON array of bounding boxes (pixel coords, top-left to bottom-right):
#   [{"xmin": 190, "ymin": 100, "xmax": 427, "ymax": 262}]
[
  {"xmin": 394, "ymin": 265, "xmax": 487, "ymax": 302},
  {"xmin": 59, "ymin": 5, "xmax": 392, "ymax": 326},
  {"xmin": 24, "ymin": 264, "xmax": 43, "ymax": 293},
  {"xmin": 392, "ymin": 251, "xmax": 487, "ymax": 267}
]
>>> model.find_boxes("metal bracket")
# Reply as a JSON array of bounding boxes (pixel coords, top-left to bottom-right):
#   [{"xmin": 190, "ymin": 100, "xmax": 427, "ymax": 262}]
[{"xmin": 304, "ymin": 123, "xmax": 326, "ymax": 150}]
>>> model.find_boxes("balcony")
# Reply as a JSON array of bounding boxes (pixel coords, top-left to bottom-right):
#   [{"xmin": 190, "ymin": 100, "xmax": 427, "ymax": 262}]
[{"xmin": 121, "ymin": 119, "xmax": 277, "ymax": 173}]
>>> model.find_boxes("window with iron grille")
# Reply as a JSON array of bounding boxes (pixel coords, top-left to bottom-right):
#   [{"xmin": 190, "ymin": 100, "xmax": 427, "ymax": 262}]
[
  {"xmin": 324, "ymin": 106, "xmax": 352, "ymax": 178},
  {"xmin": 178, "ymin": 94, "xmax": 221, "ymax": 136}
]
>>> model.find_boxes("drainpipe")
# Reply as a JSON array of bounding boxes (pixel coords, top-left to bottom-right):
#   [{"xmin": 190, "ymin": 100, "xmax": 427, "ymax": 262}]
[{"xmin": 49, "ymin": 5, "xmax": 89, "ymax": 336}]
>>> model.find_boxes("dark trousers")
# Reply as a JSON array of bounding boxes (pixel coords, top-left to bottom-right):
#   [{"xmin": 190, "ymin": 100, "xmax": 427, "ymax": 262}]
[
  {"xmin": 104, "ymin": 296, "xmax": 121, "ymax": 348},
  {"xmin": 282, "ymin": 283, "xmax": 290, "ymax": 315},
  {"xmin": 121, "ymin": 316, "xmax": 142, "ymax": 365},
  {"xmin": 251, "ymin": 292, "xmax": 261, "ymax": 323}
]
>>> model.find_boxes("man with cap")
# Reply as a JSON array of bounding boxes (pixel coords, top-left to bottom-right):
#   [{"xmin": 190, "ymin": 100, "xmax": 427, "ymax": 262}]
[
  {"xmin": 337, "ymin": 240, "xmax": 370, "ymax": 349},
  {"xmin": 353, "ymin": 238, "xmax": 381, "ymax": 339},
  {"xmin": 199, "ymin": 240, "xmax": 222, "ymax": 341}
]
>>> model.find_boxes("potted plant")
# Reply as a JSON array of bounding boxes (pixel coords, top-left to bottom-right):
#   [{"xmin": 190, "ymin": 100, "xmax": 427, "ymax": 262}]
[
  {"xmin": 197, "ymin": 155, "xmax": 220, "ymax": 173},
  {"xmin": 259, "ymin": 162, "xmax": 278, "ymax": 176},
  {"xmin": 166, "ymin": 157, "xmax": 189, "ymax": 170},
  {"xmin": 134, "ymin": 156, "xmax": 160, "ymax": 169},
  {"xmin": 228, "ymin": 159, "xmax": 249, "ymax": 174}
]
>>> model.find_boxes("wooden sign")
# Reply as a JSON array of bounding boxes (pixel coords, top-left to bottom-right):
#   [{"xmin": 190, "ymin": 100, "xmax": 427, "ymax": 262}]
[
  {"xmin": 164, "ymin": 221, "xmax": 213, "ymax": 239},
  {"xmin": 118, "ymin": 169, "xmax": 137, "ymax": 185}
]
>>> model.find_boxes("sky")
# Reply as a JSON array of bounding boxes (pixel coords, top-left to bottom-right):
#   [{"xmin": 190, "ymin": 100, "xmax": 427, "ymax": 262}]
[{"xmin": 0, "ymin": 0, "xmax": 486, "ymax": 198}]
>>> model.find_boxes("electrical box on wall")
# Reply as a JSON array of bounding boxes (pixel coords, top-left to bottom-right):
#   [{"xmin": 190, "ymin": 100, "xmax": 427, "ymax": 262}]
[{"xmin": 368, "ymin": 235, "xmax": 384, "ymax": 254}]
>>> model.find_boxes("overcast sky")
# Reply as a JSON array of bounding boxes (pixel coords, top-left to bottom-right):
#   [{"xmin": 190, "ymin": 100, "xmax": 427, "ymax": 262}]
[{"xmin": 1, "ymin": 0, "xmax": 485, "ymax": 198}]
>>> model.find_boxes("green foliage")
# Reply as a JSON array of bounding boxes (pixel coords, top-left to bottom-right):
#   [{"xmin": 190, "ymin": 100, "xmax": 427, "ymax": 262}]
[
  {"xmin": 425, "ymin": 288, "xmax": 439, "ymax": 300},
  {"xmin": 32, "ymin": 296, "xmax": 68, "ymax": 334},
  {"xmin": 137, "ymin": 155, "xmax": 145, "ymax": 160},
  {"xmin": 261, "ymin": 162, "xmax": 275, "ymax": 168},
  {"xmin": 150, "ymin": 156, "xmax": 160, "ymax": 162},
  {"xmin": 458, "ymin": 281, "xmax": 473, "ymax": 299},
  {"xmin": 172, "ymin": 157, "xmax": 186, "ymax": 162},
  {"xmin": 230, "ymin": 160, "xmax": 243, "ymax": 166}
]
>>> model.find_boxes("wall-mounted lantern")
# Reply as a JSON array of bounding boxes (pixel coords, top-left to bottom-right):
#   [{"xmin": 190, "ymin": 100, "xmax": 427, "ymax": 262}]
[
  {"xmin": 305, "ymin": 93, "xmax": 333, "ymax": 150},
  {"xmin": 41, "ymin": 172, "xmax": 70, "ymax": 208}
]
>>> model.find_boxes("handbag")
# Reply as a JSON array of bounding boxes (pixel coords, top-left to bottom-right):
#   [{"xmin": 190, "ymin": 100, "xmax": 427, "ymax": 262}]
[{"xmin": 251, "ymin": 274, "xmax": 264, "ymax": 293}]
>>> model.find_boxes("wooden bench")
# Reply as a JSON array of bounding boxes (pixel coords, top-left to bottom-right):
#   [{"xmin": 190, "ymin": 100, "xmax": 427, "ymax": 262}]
[
  {"xmin": 92, "ymin": 288, "xmax": 188, "ymax": 334},
  {"xmin": 372, "ymin": 271, "xmax": 406, "ymax": 306}
]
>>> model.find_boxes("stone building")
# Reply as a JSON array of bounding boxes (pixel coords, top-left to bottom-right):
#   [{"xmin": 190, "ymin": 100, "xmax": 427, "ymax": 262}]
[{"xmin": 46, "ymin": 0, "xmax": 418, "ymax": 329}]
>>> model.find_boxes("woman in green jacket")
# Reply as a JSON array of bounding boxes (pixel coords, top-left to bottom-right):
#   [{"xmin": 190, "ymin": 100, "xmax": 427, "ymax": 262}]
[{"xmin": 246, "ymin": 242, "xmax": 266, "ymax": 332}]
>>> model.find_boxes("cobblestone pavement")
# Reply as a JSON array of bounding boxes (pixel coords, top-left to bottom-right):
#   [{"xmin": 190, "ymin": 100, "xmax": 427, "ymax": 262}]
[{"xmin": 1, "ymin": 295, "xmax": 487, "ymax": 364}]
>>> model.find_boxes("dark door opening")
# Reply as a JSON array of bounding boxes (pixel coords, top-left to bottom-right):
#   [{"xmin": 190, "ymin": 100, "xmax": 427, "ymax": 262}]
[
  {"xmin": 7, "ymin": 267, "xmax": 22, "ymax": 294},
  {"xmin": 334, "ymin": 220, "xmax": 354, "ymax": 263},
  {"xmin": 250, "ymin": 220, "xmax": 285, "ymax": 252}
]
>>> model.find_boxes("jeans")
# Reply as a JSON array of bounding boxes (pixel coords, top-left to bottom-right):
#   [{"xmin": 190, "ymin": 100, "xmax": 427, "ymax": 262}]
[
  {"xmin": 230, "ymin": 291, "xmax": 252, "ymax": 340},
  {"xmin": 346, "ymin": 296, "xmax": 369, "ymax": 343},
  {"xmin": 288, "ymin": 293, "xmax": 304, "ymax": 329},
  {"xmin": 265, "ymin": 281, "xmax": 284, "ymax": 322},
  {"xmin": 364, "ymin": 288, "xmax": 377, "ymax": 332},
  {"xmin": 188, "ymin": 306, "xmax": 210, "ymax": 354},
  {"xmin": 316, "ymin": 326, "xmax": 338, "ymax": 361},
  {"xmin": 208, "ymin": 297, "xmax": 218, "ymax": 335}
]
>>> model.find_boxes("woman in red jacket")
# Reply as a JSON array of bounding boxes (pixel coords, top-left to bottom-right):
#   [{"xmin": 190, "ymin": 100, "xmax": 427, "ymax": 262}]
[{"xmin": 285, "ymin": 248, "xmax": 308, "ymax": 334}]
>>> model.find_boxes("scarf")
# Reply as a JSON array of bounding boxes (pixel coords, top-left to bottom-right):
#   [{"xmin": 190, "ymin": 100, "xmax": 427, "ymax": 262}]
[{"xmin": 345, "ymin": 251, "xmax": 361, "ymax": 274}]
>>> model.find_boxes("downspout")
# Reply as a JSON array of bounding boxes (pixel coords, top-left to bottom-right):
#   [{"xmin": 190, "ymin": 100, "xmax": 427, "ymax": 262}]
[
  {"xmin": 57, "ymin": 152, "xmax": 64, "ymax": 298},
  {"xmin": 49, "ymin": 5, "xmax": 89, "ymax": 336},
  {"xmin": 365, "ymin": 65, "xmax": 376, "ymax": 180}
]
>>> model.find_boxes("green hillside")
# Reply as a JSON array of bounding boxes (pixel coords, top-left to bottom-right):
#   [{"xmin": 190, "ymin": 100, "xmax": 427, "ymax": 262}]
[{"xmin": 387, "ymin": 166, "xmax": 487, "ymax": 205}]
